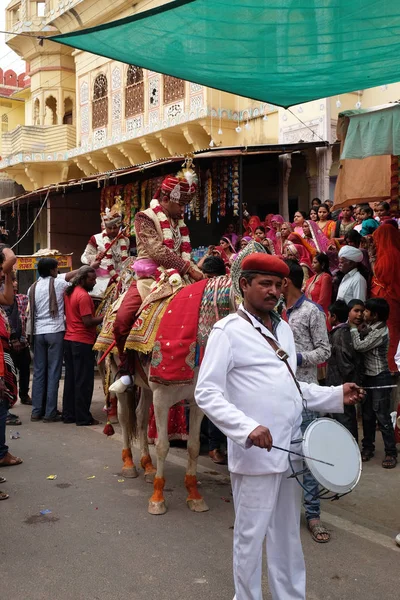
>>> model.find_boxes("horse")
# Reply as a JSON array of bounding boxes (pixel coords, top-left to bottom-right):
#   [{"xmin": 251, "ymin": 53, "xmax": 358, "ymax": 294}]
[
  {"xmin": 96, "ymin": 243, "xmax": 265, "ymax": 515},
  {"xmin": 98, "ymin": 275, "xmax": 236, "ymax": 515}
]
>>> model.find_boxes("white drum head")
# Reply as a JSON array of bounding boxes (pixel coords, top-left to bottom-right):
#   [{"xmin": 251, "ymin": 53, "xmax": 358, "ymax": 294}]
[{"xmin": 302, "ymin": 418, "xmax": 362, "ymax": 495}]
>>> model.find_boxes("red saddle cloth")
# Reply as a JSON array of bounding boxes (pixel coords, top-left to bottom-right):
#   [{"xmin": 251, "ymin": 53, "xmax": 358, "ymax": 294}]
[{"xmin": 149, "ymin": 279, "xmax": 208, "ymax": 385}]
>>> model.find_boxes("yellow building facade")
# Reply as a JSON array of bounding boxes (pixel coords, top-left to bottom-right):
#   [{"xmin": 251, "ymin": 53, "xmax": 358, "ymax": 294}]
[{"xmin": 2, "ymin": 0, "xmax": 400, "ymax": 215}]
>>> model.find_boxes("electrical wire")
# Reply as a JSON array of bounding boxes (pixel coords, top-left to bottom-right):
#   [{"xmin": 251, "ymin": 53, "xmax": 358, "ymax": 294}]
[{"xmin": 10, "ymin": 188, "xmax": 49, "ymax": 250}]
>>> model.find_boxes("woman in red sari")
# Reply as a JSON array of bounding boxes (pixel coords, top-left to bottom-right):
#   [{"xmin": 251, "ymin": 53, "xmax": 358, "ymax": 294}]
[
  {"xmin": 371, "ymin": 224, "xmax": 400, "ymax": 373},
  {"xmin": 304, "ymin": 253, "xmax": 333, "ymax": 315},
  {"xmin": 284, "ymin": 242, "xmax": 314, "ymax": 286}
]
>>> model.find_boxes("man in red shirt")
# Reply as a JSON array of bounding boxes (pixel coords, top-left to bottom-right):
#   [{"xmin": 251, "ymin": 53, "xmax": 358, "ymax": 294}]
[{"xmin": 62, "ymin": 266, "xmax": 103, "ymax": 426}]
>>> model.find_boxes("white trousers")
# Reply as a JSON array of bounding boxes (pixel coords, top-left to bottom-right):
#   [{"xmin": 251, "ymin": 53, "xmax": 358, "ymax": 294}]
[{"xmin": 231, "ymin": 467, "xmax": 305, "ymax": 600}]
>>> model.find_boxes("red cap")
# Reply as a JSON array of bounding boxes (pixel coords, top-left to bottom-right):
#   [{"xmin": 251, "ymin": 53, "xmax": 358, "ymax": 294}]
[{"xmin": 241, "ymin": 253, "xmax": 290, "ymax": 278}]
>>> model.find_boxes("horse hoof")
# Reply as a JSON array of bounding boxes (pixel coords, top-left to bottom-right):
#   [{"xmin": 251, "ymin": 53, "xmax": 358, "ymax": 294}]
[
  {"xmin": 187, "ymin": 498, "xmax": 209, "ymax": 513},
  {"xmin": 144, "ymin": 471, "xmax": 155, "ymax": 484},
  {"xmin": 121, "ymin": 466, "xmax": 139, "ymax": 479},
  {"xmin": 148, "ymin": 500, "xmax": 167, "ymax": 515}
]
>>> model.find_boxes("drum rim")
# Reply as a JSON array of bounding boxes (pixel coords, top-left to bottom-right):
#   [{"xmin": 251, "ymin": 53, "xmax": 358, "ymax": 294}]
[{"xmin": 303, "ymin": 417, "xmax": 362, "ymax": 494}]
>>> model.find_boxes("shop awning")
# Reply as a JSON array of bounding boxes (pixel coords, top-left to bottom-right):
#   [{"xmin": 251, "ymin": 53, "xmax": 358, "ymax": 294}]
[
  {"xmin": 2, "ymin": 141, "xmax": 328, "ymax": 207},
  {"xmin": 340, "ymin": 104, "xmax": 400, "ymax": 159},
  {"xmin": 50, "ymin": 0, "xmax": 400, "ymax": 108}
]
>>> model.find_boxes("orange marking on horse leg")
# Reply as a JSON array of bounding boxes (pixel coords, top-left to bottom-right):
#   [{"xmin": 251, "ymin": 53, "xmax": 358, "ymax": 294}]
[
  {"xmin": 141, "ymin": 454, "xmax": 156, "ymax": 474},
  {"xmin": 122, "ymin": 448, "xmax": 135, "ymax": 468},
  {"xmin": 150, "ymin": 477, "xmax": 166, "ymax": 503},
  {"xmin": 185, "ymin": 474, "xmax": 203, "ymax": 501}
]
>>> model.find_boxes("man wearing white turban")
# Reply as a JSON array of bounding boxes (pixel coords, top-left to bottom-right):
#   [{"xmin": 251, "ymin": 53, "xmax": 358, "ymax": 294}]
[{"xmin": 337, "ymin": 246, "xmax": 367, "ymax": 304}]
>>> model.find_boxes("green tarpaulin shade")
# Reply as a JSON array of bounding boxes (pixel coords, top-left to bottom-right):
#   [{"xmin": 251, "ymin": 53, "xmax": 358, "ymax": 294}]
[
  {"xmin": 50, "ymin": 0, "xmax": 400, "ymax": 109},
  {"xmin": 341, "ymin": 105, "xmax": 400, "ymax": 159}
]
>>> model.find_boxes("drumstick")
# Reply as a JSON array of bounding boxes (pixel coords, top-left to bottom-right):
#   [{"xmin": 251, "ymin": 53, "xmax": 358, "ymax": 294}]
[
  {"xmin": 272, "ymin": 445, "xmax": 334, "ymax": 467},
  {"xmin": 362, "ymin": 385, "xmax": 397, "ymax": 390}
]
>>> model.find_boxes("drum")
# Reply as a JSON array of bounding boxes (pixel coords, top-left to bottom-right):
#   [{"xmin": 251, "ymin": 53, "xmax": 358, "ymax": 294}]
[{"xmin": 289, "ymin": 418, "xmax": 362, "ymax": 500}]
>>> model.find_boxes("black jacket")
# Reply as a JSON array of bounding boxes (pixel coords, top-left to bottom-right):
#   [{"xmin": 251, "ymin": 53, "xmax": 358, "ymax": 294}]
[{"xmin": 326, "ymin": 323, "xmax": 364, "ymax": 386}]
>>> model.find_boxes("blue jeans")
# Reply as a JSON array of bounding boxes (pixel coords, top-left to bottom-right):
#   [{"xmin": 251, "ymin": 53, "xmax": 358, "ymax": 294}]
[
  {"xmin": 301, "ymin": 409, "xmax": 320, "ymax": 522},
  {"xmin": 0, "ymin": 401, "xmax": 8, "ymax": 459},
  {"xmin": 31, "ymin": 332, "xmax": 64, "ymax": 419}
]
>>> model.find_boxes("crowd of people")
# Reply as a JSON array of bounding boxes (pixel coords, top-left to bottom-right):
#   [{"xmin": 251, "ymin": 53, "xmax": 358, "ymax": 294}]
[
  {"xmin": 0, "ymin": 165, "xmax": 398, "ymax": 599},
  {"xmin": 0, "ymin": 185, "xmax": 399, "ymax": 552},
  {"xmin": 197, "ymin": 197, "xmax": 400, "ymax": 540}
]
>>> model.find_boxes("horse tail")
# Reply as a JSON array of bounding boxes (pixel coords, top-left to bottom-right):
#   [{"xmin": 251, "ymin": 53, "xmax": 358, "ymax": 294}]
[{"xmin": 125, "ymin": 385, "xmax": 141, "ymax": 445}]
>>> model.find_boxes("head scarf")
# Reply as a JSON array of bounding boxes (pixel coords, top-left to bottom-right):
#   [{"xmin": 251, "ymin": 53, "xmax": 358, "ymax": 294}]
[
  {"xmin": 285, "ymin": 242, "xmax": 314, "ymax": 273},
  {"xmin": 220, "ymin": 236, "xmax": 235, "ymax": 254},
  {"xmin": 213, "ymin": 245, "xmax": 230, "ymax": 266},
  {"xmin": 264, "ymin": 214, "xmax": 274, "ymax": 229},
  {"xmin": 248, "ymin": 216, "xmax": 262, "ymax": 234},
  {"xmin": 338, "ymin": 246, "xmax": 363, "ymax": 263},
  {"xmin": 373, "ymin": 224, "xmax": 400, "ymax": 298}
]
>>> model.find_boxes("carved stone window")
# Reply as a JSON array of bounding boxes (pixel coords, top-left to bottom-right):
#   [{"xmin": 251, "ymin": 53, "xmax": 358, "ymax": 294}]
[
  {"xmin": 125, "ymin": 65, "xmax": 144, "ymax": 118},
  {"xmin": 163, "ymin": 75, "xmax": 185, "ymax": 104},
  {"xmin": 1, "ymin": 114, "xmax": 8, "ymax": 133},
  {"xmin": 92, "ymin": 74, "xmax": 108, "ymax": 129}
]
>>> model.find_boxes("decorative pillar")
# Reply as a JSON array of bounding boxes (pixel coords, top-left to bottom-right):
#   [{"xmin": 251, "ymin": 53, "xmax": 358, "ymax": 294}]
[
  {"xmin": 316, "ymin": 146, "xmax": 332, "ymax": 202},
  {"xmin": 279, "ymin": 153, "xmax": 292, "ymax": 221}
]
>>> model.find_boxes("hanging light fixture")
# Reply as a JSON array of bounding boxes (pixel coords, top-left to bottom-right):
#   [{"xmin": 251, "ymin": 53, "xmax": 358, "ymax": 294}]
[
  {"xmin": 236, "ymin": 109, "xmax": 241, "ymax": 133},
  {"xmin": 355, "ymin": 92, "xmax": 362, "ymax": 109},
  {"xmin": 336, "ymin": 96, "xmax": 342, "ymax": 108}
]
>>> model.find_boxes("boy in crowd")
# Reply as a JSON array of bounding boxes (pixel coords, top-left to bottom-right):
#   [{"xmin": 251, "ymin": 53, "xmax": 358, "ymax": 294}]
[
  {"xmin": 360, "ymin": 206, "xmax": 379, "ymax": 236},
  {"xmin": 350, "ymin": 298, "xmax": 397, "ymax": 468},
  {"xmin": 326, "ymin": 299, "xmax": 364, "ymax": 440}
]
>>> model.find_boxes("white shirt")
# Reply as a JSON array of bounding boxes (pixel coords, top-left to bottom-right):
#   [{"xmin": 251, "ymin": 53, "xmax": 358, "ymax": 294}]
[
  {"xmin": 28, "ymin": 275, "xmax": 69, "ymax": 335},
  {"xmin": 195, "ymin": 306, "xmax": 343, "ymax": 476},
  {"xmin": 337, "ymin": 268, "xmax": 367, "ymax": 304}
]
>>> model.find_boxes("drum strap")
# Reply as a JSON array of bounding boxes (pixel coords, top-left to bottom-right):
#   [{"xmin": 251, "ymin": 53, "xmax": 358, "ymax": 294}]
[{"xmin": 237, "ymin": 310, "xmax": 305, "ymax": 406}]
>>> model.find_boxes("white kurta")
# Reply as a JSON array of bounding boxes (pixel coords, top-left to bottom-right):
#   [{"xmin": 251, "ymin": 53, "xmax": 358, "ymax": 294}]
[
  {"xmin": 337, "ymin": 268, "xmax": 367, "ymax": 304},
  {"xmin": 195, "ymin": 306, "xmax": 343, "ymax": 475},
  {"xmin": 195, "ymin": 306, "xmax": 344, "ymax": 600}
]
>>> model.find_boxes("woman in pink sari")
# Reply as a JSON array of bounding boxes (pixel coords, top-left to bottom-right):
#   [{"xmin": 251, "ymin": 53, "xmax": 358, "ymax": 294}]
[
  {"xmin": 266, "ymin": 214, "xmax": 285, "ymax": 253},
  {"xmin": 302, "ymin": 219, "xmax": 338, "ymax": 272},
  {"xmin": 293, "ymin": 210, "xmax": 307, "ymax": 236},
  {"xmin": 275, "ymin": 221, "xmax": 293, "ymax": 256}
]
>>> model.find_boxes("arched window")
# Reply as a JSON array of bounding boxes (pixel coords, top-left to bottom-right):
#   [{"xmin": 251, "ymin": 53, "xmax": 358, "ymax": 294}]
[
  {"xmin": 45, "ymin": 95, "xmax": 57, "ymax": 125},
  {"xmin": 63, "ymin": 97, "xmax": 73, "ymax": 125},
  {"xmin": 92, "ymin": 74, "xmax": 108, "ymax": 129},
  {"xmin": 163, "ymin": 75, "xmax": 185, "ymax": 104},
  {"xmin": 1, "ymin": 114, "xmax": 8, "ymax": 133},
  {"xmin": 125, "ymin": 65, "xmax": 144, "ymax": 118},
  {"xmin": 33, "ymin": 98, "xmax": 40, "ymax": 125}
]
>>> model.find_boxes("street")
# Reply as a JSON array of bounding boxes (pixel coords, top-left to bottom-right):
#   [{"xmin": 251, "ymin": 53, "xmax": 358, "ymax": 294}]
[{"xmin": 2, "ymin": 377, "xmax": 400, "ymax": 600}]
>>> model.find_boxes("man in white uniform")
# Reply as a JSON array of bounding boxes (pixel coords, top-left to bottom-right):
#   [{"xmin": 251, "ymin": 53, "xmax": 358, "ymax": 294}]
[{"xmin": 195, "ymin": 253, "xmax": 363, "ymax": 600}]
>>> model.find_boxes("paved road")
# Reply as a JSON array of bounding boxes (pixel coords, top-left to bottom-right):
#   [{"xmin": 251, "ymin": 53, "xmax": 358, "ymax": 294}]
[{"xmin": 2, "ymin": 378, "xmax": 400, "ymax": 600}]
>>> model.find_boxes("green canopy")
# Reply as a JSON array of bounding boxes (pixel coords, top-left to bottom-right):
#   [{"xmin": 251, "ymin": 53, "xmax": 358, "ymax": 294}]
[
  {"xmin": 50, "ymin": 0, "xmax": 400, "ymax": 108},
  {"xmin": 341, "ymin": 105, "xmax": 400, "ymax": 159}
]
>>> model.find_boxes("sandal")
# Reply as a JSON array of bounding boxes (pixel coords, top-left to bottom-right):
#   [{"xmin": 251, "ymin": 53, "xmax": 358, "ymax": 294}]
[
  {"xmin": 0, "ymin": 491, "xmax": 9, "ymax": 500},
  {"xmin": 361, "ymin": 450, "xmax": 374, "ymax": 462},
  {"xmin": 308, "ymin": 520, "xmax": 331, "ymax": 543},
  {"xmin": 0, "ymin": 452, "xmax": 23, "ymax": 467},
  {"xmin": 6, "ymin": 415, "xmax": 22, "ymax": 426},
  {"xmin": 382, "ymin": 455, "xmax": 397, "ymax": 469}
]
